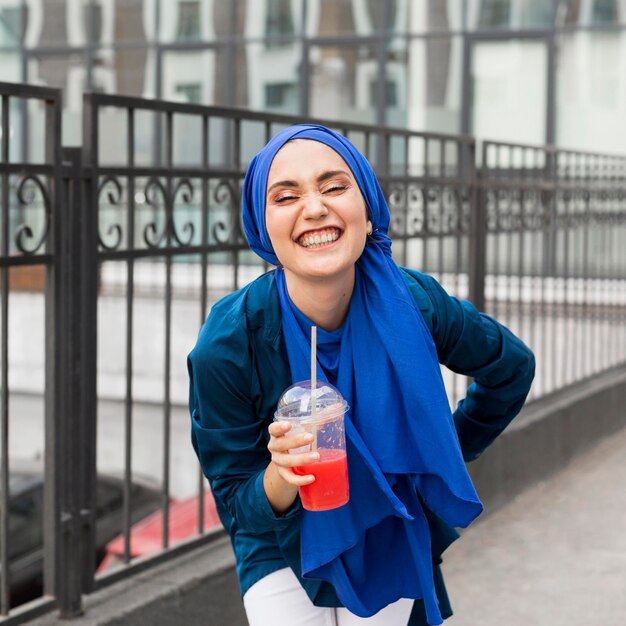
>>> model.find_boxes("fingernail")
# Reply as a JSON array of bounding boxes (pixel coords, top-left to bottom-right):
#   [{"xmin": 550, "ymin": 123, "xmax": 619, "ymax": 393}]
[{"xmin": 304, "ymin": 433, "xmax": 314, "ymax": 442}]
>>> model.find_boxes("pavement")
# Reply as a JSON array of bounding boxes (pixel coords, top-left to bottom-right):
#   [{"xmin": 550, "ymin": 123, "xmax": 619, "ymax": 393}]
[{"xmin": 443, "ymin": 424, "xmax": 626, "ymax": 626}]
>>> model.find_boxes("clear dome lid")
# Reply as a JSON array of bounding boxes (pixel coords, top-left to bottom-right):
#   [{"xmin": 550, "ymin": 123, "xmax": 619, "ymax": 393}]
[{"xmin": 275, "ymin": 380, "xmax": 348, "ymax": 422}]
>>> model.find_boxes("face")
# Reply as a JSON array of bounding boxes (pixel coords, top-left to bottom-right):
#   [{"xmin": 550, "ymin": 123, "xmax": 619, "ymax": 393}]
[{"xmin": 265, "ymin": 140, "xmax": 372, "ymax": 285}]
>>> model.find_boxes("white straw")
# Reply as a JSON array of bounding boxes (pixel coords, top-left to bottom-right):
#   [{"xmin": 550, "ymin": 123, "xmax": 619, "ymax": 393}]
[{"xmin": 311, "ymin": 325, "xmax": 318, "ymax": 451}]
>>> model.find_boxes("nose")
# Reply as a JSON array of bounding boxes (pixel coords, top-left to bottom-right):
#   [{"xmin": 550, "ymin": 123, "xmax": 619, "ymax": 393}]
[{"xmin": 301, "ymin": 193, "xmax": 328, "ymax": 220}]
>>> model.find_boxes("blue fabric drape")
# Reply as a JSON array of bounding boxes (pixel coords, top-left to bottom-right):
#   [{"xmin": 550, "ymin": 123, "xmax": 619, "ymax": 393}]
[{"xmin": 242, "ymin": 125, "xmax": 483, "ymax": 625}]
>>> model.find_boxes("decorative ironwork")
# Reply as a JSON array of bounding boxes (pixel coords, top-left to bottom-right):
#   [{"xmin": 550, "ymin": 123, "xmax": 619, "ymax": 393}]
[
  {"xmin": 142, "ymin": 177, "xmax": 169, "ymax": 248},
  {"xmin": 211, "ymin": 178, "xmax": 243, "ymax": 245},
  {"xmin": 97, "ymin": 175, "xmax": 124, "ymax": 251},
  {"xmin": 14, "ymin": 174, "xmax": 52, "ymax": 255},
  {"xmin": 171, "ymin": 178, "xmax": 196, "ymax": 246}
]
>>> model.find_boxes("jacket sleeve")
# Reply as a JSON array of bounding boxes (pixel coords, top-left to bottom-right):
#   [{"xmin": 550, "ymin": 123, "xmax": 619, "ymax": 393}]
[
  {"xmin": 403, "ymin": 269, "xmax": 535, "ymax": 462},
  {"xmin": 188, "ymin": 306, "xmax": 300, "ymax": 535}
]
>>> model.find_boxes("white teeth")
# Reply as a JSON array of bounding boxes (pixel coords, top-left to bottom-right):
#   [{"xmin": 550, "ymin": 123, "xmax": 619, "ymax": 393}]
[{"xmin": 299, "ymin": 230, "xmax": 341, "ymax": 248}]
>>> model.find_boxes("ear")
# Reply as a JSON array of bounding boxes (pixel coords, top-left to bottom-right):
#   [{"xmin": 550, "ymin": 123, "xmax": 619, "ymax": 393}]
[{"xmin": 366, "ymin": 220, "xmax": 373, "ymax": 236}]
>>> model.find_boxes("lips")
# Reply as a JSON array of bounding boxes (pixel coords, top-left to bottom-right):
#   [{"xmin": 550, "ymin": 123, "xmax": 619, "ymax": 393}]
[{"xmin": 297, "ymin": 227, "xmax": 342, "ymax": 249}]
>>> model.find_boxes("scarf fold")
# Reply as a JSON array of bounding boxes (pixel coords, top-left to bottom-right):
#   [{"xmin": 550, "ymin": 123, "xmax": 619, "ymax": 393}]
[{"xmin": 243, "ymin": 125, "xmax": 482, "ymax": 625}]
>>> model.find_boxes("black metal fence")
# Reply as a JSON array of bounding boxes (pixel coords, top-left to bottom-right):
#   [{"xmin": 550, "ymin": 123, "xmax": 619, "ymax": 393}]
[
  {"xmin": 479, "ymin": 142, "xmax": 626, "ymax": 397},
  {"xmin": 1, "ymin": 81, "xmax": 625, "ymax": 623}
]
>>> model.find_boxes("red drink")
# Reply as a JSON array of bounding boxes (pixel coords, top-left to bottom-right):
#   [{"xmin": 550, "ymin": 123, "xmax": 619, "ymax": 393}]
[{"xmin": 294, "ymin": 449, "xmax": 349, "ymax": 511}]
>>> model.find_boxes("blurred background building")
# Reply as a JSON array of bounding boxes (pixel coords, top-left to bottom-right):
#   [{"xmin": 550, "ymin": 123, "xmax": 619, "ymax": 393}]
[{"xmin": 1, "ymin": 0, "xmax": 626, "ymax": 163}]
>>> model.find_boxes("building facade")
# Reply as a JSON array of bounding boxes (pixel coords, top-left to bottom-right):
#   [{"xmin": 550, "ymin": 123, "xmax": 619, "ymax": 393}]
[{"xmin": 1, "ymin": 0, "xmax": 626, "ymax": 161}]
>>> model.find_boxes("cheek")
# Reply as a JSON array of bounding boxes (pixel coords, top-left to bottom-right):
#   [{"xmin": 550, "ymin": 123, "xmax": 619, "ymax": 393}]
[
  {"xmin": 264, "ymin": 211, "xmax": 279, "ymax": 240},
  {"xmin": 265, "ymin": 211, "xmax": 290, "ymax": 252}
]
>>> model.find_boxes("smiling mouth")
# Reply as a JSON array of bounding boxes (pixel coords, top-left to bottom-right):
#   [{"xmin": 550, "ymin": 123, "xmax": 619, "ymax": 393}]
[{"xmin": 297, "ymin": 227, "xmax": 342, "ymax": 249}]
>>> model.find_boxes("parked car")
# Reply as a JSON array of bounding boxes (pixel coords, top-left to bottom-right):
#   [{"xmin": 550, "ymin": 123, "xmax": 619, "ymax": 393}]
[
  {"xmin": 97, "ymin": 489, "xmax": 221, "ymax": 573},
  {"xmin": 4, "ymin": 462, "xmax": 162, "ymax": 607}
]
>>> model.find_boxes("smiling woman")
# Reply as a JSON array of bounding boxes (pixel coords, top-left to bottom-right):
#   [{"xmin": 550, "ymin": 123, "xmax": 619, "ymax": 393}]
[
  {"xmin": 188, "ymin": 125, "xmax": 535, "ymax": 626},
  {"xmin": 265, "ymin": 140, "xmax": 372, "ymax": 330}
]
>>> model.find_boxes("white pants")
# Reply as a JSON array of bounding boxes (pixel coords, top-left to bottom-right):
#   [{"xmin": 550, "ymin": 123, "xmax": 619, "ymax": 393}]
[{"xmin": 243, "ymin": 568, "xmax": 414, "ymax": 626}]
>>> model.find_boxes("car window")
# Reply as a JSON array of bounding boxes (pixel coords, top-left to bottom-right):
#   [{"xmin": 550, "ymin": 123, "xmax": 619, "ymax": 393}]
[{"xmin": 9, "ymin": 489, "xmax": 43, "ymax": 560}]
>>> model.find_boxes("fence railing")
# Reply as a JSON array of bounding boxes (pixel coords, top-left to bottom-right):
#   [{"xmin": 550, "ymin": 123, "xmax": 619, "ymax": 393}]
[
  {"xmin": 479, "ymin": 141, "xmax": 626, "ymax": 397},
  {"xmin": 1, "ymin": 81, "xmax": 625, "ymax": 622}
]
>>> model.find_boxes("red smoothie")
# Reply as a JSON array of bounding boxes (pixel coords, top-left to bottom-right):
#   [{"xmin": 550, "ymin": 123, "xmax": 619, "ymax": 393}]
[{"xmin": 294, "ymin": 448, "xmax": 349, "ymax": 511}]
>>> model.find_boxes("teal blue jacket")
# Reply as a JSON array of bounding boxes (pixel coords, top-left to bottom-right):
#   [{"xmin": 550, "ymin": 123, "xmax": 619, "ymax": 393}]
[{"xmin": 188, "ymin": 268, "xmax": 535, "ymax": 624}]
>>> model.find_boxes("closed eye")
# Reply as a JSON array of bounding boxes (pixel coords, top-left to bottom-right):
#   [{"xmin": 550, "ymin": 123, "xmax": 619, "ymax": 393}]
[
  {"xmin": 324, "ymin": 185, "xmax": 347, "ymax": 194},
  {"xmin": 273, "ymin": 194, "xmax": 298, "ymax": 204}
]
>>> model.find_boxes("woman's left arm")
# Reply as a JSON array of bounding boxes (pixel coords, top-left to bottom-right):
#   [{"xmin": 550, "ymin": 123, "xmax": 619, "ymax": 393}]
[{"xmin": 401, "ymin": 268, "xmax": 535, "ymax": 462}]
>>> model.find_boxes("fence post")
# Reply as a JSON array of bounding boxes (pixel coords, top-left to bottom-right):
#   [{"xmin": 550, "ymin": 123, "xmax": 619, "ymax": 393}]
[
  {"xmin": 42, "ymin": 92, "xmax": 63, "ymax": 608},
  {"xmin": 468, "ymin": 140, "xmax": 486, "ymax": 313},
  {"xmin": 45, "ymin": 147, "xmax": 98, "ymax": 618}
]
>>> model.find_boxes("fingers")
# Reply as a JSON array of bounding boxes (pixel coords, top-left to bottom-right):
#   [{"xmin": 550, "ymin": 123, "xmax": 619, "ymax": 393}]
[
  {"xmin": 268, "ymin": 422, "xmax": 312, "ymax": 452},
  {"xmin": 268, "ymin": 421, "xmax": 319, "ymax": 486},
  {"xmin": 275, "ymin": 462, "xmax": 316, "ymax": 487}
]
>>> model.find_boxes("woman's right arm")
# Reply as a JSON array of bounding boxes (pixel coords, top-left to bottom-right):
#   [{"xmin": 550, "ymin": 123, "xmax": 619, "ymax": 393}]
[{"xmin": 188, "ymin": 310, "xmax": 318, "ymax": 529}]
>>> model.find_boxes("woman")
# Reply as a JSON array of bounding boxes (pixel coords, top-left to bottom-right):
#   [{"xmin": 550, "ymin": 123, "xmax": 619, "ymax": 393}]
[{"xmin": 188, "ymin": 125, "xmax": 535, "ymax": 626}]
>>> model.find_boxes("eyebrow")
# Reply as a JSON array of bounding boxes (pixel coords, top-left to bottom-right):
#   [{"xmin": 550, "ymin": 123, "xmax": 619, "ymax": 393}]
[{"xmin": 266, "ymin": 169, "xmax": 351, "ymax": 194}]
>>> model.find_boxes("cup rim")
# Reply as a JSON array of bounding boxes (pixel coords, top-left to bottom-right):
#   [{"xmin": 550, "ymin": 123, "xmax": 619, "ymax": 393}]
[{"xmin": 274, "ymin": 400, "xmax": 348, "ymax": 425}]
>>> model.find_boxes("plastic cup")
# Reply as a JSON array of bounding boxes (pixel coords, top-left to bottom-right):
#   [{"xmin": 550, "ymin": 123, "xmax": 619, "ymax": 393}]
[{"xmin": 274, "ymin": 380, "xmax": 349, "ymax": 511}]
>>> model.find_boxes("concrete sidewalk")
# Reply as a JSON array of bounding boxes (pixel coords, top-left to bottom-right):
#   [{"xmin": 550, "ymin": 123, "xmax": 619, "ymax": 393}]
[{"xmin": 444, "ymin": 425, "xmax": 626, "ymax": 626}]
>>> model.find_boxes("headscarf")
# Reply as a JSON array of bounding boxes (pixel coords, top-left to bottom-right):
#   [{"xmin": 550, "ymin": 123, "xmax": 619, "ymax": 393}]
[{"xmin": 242, "ymin": 125, "xmax": 482, "ymax": 625}]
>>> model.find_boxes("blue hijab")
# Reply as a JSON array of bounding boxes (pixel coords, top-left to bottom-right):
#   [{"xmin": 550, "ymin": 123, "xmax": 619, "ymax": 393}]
[{"xmin": 242, "ymin": 125, "xmax": 482, "ymax": 625}]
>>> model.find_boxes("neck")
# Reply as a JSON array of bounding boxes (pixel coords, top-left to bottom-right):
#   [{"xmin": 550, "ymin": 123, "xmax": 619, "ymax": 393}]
[{"xmin": 282, "ymin": 267, "xmax": 355, "ymax": 331}]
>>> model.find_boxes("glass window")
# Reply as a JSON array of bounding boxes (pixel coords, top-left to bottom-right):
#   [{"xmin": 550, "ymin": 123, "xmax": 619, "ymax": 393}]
[
  {"xmin": 471, "ymin": 39, "xmax": 547, "ymax": 144},
  {"xmin": 0, "ymin": 5, "xmax": 27, "ymax": 47},
  {"xmin": 162, "ymin": 48, "xmax": 218, "ymax": 104},
  {"xmin": 266, "ymin": 0, "xmax": 294, "ymax": 37},
  {"xmin": 592, "ymin": 0, "xmax": 619, "ymax": 23},
  {"xmin": 176, "ymin": 0, "xmax": 200, "ymax": 41},
  {"xmin": 0, "ymin": 49, "xmax": 22, "ymax": 83},
  {"xmin": 556, "ymin": 31, "xmax": 625, "ymax": 153},
  {"xmin": 175, "ymin": 82, "xmax": 202, "ymax": 103},
  {"xmin": 477, "ymin": 0, "xmax": 512, "ymax": 28},
  {"xmin": 265, "ymin": 82, "xmax": 298, "ymax": 108},
  {"xmin": 246, "ymin": 40, "xmax": 300, "ymax": 113},
  {"xmin": 309, "ymin": 44, "xmax": 378, "ymax": 123},
  {"xmin": 165, "ymin": 43, "xmax": 251, "ymax": 109},
  {"xmin": 389, "ymin": 35, "xmax": 462, "ymax": 134},
  {"xmin": 519, "ymin": 1, "xmax": 559, "ymax": 27},
  {"xmin": 370, "ymin": 78, "xmax": 398, "ymax": 108}
]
